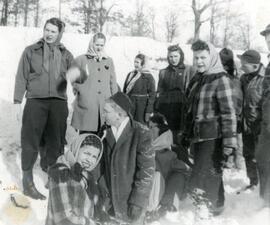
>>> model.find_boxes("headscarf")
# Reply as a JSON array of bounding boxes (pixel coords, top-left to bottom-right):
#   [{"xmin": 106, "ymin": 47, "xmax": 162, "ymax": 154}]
[
  {"xmin": 85, "ymin": 33, "xmax": 108, "ymax": 61},
  {"xmin": 57, "ymin": 134, "xmax": 103, "ymax": 172},
  {"xmin": 204, "ymin": 42, "xmax": 226, "ymax": 75},
  {"xmin": 42, "ymin": 27, "xmax": 64, "ymax": 79}
]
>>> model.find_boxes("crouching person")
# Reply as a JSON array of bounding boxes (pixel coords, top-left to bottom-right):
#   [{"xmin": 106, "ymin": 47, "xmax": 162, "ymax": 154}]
[
  {"xmin": 45, "ymin": 134, "xmax": 103, "ymax": 225},
  {"xmin": 145, "ymin": 113, "xmax": 191, "ymax": 223},
  {"xmin": 101, "ymin": 92, "xmax": 155, "ymax": 224}
]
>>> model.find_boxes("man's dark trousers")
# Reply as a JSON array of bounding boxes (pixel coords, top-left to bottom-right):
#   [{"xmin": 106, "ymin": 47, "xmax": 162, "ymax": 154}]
[
  {"xmin": 21, "ymin": 98, "xmax": 68, "ymax": 171},
  {"xmin": 242, "ymin": 132, "xmax": 259, "ymax": 186}
]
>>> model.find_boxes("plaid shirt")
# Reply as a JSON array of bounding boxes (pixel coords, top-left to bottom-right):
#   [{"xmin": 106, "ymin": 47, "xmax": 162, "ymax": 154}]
[
  {"xmin": 46, "ymin": 170, "xmax": 94, "ymax": 225},
  {"xmin": 186, "ymin": 72, "xmax": 237, "ymax": 148}
]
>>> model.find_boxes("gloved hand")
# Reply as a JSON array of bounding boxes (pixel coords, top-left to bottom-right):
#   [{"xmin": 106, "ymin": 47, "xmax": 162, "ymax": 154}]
[
  {"xmin": 127, "ymin": 204, "xmax": 142, "ymax": 221},
  {"xmin": 222, "ymin": 147, "xmax": 234, "ymax": 168},
  {"xmin": 223, "ymin": 147, "xmax": 234, "ymax": 156},
  {"xmin": 70, "ymin": 162, "xmax": 83, "ymax": 182}
]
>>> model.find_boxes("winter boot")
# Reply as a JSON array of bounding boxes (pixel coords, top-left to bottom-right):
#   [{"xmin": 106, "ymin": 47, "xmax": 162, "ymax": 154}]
[{"xmin": 22, "ymin": 170, "xmax": 46, "ymax": 200}]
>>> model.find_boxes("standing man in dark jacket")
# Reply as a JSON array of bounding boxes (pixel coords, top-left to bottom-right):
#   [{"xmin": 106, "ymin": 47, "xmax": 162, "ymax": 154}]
[
  {"xmin": 183, "ymin": 40, "xmax": 237, "ymax": 215},
  {"xmin": 101, "ymin": 92, "xmax": 155, "ymax": 224},
  {"xmin": 238, "ymin": 50, "xmax": 265, "ymax": 189},
  {"xmin": 254, "ymin": 25, "xmax": 270, "ymax": 207},
  {"xmin": 155, "ymin": 44, "xmax": 195, "ymax": 144},
  {"xmin": 13, "ymin": 17, "xmax": 74, "ymax": 200}
]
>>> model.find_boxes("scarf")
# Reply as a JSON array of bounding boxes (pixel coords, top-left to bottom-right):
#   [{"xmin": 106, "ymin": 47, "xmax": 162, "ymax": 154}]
[
  {"xmin": 85, "ymin": 35, "xmax": 108, "ymax": 61},
  {"xmin": 42, "ymin": 31, "xmax": 64, "ymax": 79},
  {"xmin": 125, "ymin": 70, "xmax": 141, "ymax": 94},
  {"xmin": 57, "ymin": 134, "xmax": 103, "ymax": 171},
  {"xmin": 204, "ymin": 42, "xmax": 226, "ymax": 75}
]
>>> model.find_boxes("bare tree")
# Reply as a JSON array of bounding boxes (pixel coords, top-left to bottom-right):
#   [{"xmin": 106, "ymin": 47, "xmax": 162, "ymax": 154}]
[
  {"xmin": 71, "ymin": 0, "xmax": 98, "ymax": 33},
  {"xmin": 125, "ymin": 0, "xmax": 151, "ymax": 37},
  {"xmin": 209, "ymin": 0, "xmax": 224, "ymax": 45},
  {"xmin": 148, "ymin": 7, "xmax": 156, "ymax": 39},
  {"xmin": 0, "ymin": 0, "xmax": 10, "ymax": 25},
  {"xmin": 222, "ymin": 0, "xmax": 232, "ymax": 47},
  {"xmin": 34, "ymin": 0, "xmax": 40, "ymax": 27},
  {"xmin": 165, "ymin": 10, "xmax": 179, "ymax": 42},
  {"xmin": 12, "ymin": 0, "xmax": 22, "ymax": 26},
  {"xmin": 95, "ymin": 0, "xmax": 117, "ymax": 32},
  {"xmin": 191, "ymin": 0, "xmax": 212, "ymax": 41}
]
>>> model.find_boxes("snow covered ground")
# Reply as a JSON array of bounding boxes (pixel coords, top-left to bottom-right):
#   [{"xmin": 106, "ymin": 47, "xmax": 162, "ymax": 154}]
[{"xmin": 0, "ymin": 26, "xmax": 270, "ymax": 225}]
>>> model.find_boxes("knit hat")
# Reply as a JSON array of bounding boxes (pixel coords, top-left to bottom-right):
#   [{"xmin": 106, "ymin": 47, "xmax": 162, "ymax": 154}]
[
  {"xmin": 110, "ymin": 92, "xmax": 134, "ymax": 115},
  {"xmin": 260, "ymin": 24, "xmax": 270, "ymax": 36},
  {"xmin": 237, "ymin": 50, "xmax": 261, "ymax": 64}
]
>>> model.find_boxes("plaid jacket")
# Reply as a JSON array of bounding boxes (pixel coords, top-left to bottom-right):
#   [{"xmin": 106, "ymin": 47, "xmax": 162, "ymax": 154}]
[
  {"xmin": 185, "ymin": 72, "xmax": 237, "ymax": 148},
  {"xmin": 46, "ymin": 167, "xmax": 94, "ymax": 225}
]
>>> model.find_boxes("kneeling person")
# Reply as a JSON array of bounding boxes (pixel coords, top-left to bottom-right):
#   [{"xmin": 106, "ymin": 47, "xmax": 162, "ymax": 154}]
[
  {"xmin": 101, "ymin": 92, "xmax": 155, "ymax": 224},
  {"xmin": 46, "ymin": 134, "xmax": 103, "ymax": 225}
]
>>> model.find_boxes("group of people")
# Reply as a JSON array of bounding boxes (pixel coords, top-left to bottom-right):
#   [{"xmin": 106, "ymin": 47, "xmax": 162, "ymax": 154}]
[{"xmin": 13, "ymin": 17, "xmax": 270, "ymax": 225}]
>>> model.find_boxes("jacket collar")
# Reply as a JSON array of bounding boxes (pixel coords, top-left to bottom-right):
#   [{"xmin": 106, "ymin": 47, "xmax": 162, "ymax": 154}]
[{"xmin": 32, "ymin": 39, "xmax": 65, "ymax": 51}]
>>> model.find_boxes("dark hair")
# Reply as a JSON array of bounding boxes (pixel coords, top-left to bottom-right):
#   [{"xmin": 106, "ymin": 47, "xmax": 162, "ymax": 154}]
[
  {"xmin": 135, "ymin": 53, "xmax": 146, "ymax": 66},
  {"xmin": 191, "ymin": 40, "xmax": 210, "ymax": 52},
  {"xmin": 80, "ymin": 134, "xmax": 102, "ymax": 151},
  {"xmin": 219, "ymin": 48, "xmax": 235, "ymax": 76},
  {"xmin": 167, "ymin": 44, "xmax": 185, "ymax": 66},
  {"xmin": 44, "ymin": 17, "xmax": 65, "ymax": 32},
  {"xmin": 149, "ymin": 113, "xmax": 169, "ymax": 135},
  {"xmin": 93, "ymin": 32, "xmax": 106, "ymax": 43}
]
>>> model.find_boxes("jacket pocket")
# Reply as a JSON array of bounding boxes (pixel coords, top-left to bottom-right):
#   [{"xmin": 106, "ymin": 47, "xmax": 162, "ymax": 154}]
[{"xmin": 194, "ymin": 117, "xmax": 221, "ymax": 140}]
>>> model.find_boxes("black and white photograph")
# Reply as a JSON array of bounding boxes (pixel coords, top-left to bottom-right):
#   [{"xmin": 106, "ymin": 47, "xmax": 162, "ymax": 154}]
[{"xmin": 0, "ymin": 0, "xmax": 270, "ymax": 224}]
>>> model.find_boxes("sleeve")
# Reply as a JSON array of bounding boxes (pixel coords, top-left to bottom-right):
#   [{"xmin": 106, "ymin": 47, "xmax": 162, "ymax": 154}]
[
  {"xmin": 66, "ymin": 56, "xmax": 89, "ymax": 84},
  {"xmin": 66, "ymin": 50, "xmax": 74, "ymax": 70},
  {"xmin": 156, "ymin": 70, "xmax": 164, "ymax": 94},
  {"xmin": 145, "ymin": 74, "xmax": 156, "ymax": 113},
  {"xmin": 13, "ymin": 49, "xmax": 30, "ymax": 103},
  {"xmin": 245, "ymin": 78, "xmax": 263, "ymax": 127},
  {"xmin": 122, "ymin": 72, "xmax": 130, "ymax": 93},
  {"xmin": 216, "ymin": 76, "xmax": 237, "ymax": 149},
  {"xmin": 184, "ymin": 65, "xmax": 196, "ymax": 91},
  {"xmin": 48, "ymin": 179, "xmax": 94, "ymax": 225},
  {"xmin": 128, "ymin": 128, "xmax": 155, "ymax": 208},
  {"xmin": 109, "ymin": 58, "xmax": 118, "ymax": 95}
]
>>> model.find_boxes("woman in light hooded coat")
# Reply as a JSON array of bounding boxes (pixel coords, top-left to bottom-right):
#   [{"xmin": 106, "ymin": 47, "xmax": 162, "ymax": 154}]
[{"xmin": 67, "ymin": 33, "xmax": 118, "ymax": 134}]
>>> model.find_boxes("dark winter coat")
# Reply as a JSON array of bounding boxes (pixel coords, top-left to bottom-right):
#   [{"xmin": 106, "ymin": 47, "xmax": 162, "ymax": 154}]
[
  {"xmin": 123, "ymin": 71, "xmax": 156, "ymax": 124},
  {"xmin": 240, "ymin": 64, "xmax": 265, "ymax": 135},
  {"xmin": 14, "ymin": 40, "xmax": 74, "ymax": 103},
  {"xmin": 155, "ymin": 64, "xmax": 195, "ymax": 131},
  {"xmin": 101, "ymin": 120, "xmax": 155, "ymax": 222},
  {"xmin": 256, "ymin": 77, "xmax": 270, "ymax": 163}
]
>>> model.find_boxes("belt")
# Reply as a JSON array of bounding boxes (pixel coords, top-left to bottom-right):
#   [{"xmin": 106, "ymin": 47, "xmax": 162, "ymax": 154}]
[{"xmin": 130, "ymin": 94, "xmax": 149, "ymax": 97}]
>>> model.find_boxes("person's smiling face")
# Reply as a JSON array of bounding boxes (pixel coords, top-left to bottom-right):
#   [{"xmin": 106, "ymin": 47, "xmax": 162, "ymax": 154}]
[{"xmin": 77, "ymin": 146, "xmax": 100, "ymax": 171}]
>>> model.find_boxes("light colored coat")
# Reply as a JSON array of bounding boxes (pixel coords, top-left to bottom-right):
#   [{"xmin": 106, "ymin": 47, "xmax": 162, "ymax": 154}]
[{"xmin": 70, "ymin": 55, "xmax": 118, "ymax": 131}]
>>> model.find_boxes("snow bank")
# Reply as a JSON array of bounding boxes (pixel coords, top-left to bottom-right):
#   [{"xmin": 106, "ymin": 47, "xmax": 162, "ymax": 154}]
[{"xmin": 0, "ymin": 26, "xmax": 270, "ymax": 225}]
